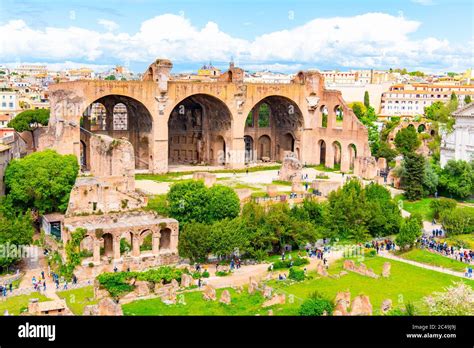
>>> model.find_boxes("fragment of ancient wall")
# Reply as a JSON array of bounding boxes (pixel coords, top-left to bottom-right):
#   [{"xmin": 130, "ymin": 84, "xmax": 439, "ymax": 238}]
[{"xmin": 39, "ymin": 59, "xmax": 374, "ymax": 175}]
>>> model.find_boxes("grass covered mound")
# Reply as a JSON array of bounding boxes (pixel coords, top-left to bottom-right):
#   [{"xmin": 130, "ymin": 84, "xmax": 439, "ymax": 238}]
[
  {"xmin": 97, "ymin": 266, "xmax": 184, "ymax": 298},
  {"xmin": 396, "ymin": 248, "xmax": 468, "ymax": 273},
  {"xmin": 57, "ymin": 286, "xmax": 97, "ymax": 315},
  {"xmin": 122, "ymin": 287, "xmax": 267, "ymax": 316},
  {"xmin": 270, "ymin": 257, "xmax": 309, "ymax": 270}
]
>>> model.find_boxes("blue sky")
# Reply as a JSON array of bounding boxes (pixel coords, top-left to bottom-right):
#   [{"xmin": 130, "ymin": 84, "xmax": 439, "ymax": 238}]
[{"xmin": 0, "ymin": 0, "xmax": 472, "ymax": 73}]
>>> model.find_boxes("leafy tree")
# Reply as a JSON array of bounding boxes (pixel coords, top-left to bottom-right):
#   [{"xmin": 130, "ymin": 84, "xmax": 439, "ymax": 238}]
[
  {"xmin": 7, "ymin": 109, "xmax": 50, "ymax": 149},
  {"xmin": 364, "ymin": 90, "xmax": 370, "ymax": 108},
  {"xmin": 299, "ymin": 292, "xmax": 334, "ymax": 316},
  {"xmin": 350, "ymin": 102, "xmax": 366, "ymax": 120},
  {"xmin": 450, "ymin": 92, "xmax": 457, "ymax": 102},
  {"xmin": 396, "ymin": 215, "xmax": 422, "ymax": 249},
  {"xmin": 168, "ymin": 182, "xmax": 240, "ymax": 224},
  {"xmin": 326, "ymin": 179, "xmax": 370, "ymax": 241},
  {"xmin": 440, "ymin": 207, "xmax": 474, "ymax": 235},
  {"xmin": 464, "ymin": 95, "xmax": 472, "ymax": 104},
  {"xmin": 209, "ymin": 218, "xmax": 250, "ymax": 259},
  {"xmin": 177, "ymin": 222, "xmax": 212, "ymax": 262},
  {"xmin": 422, "ymin": 160, "xmax": 439, "ymax": 196},
  {"xmin": 364, "ymin": 183, "xmax": 402, "ymax": 237},
  {"xmin": 374, "ymin": 142, "xmax": 398, "ymax": 164},
  {"xmin": 0, "ymin": 212, "xmax": 34, "ymax": 271},
  {"xmin": 394, "ymin": 126, "xmax": 421, "ymax": 155},
  {"xmin": 168, "ymin": 180, "xmax": 211, "ymax": 224},
  {"xmin": 430, "ymin": 197, "xmax": 457, "ymax": 219},
  {"xmin": 105, "ymin": 75, "xmax": 116, "ymax": 80},
  {"xmin": 4, "ymin": 150, "xmax": 79, "ymax": 214},
  {"xmin": 437, "ymin": 160, "xmax": 474, "ymax": 199},
  {"xmin": 401, "ymin": 152, "xmax": 425, "ymax": 201},
  {"xmin": 207, "ymin": 185, "xmax": 240, "ymax": 222}
]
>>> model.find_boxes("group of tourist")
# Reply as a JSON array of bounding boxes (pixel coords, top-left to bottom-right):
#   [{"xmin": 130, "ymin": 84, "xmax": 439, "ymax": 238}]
[
  {"xmin": 0, "ymin": 283, "xmax": 12, "ymax": 297},
  {"xmin": 367, "ymin": 239, "xmax": 396, "ymax": 253},
  {"xmin": 420, "ymin": 236, "xmax": 473, "ymax": 278},
  {"xmin": 431, "ymin": 228, "xmax": 444, "ymax": 237}
]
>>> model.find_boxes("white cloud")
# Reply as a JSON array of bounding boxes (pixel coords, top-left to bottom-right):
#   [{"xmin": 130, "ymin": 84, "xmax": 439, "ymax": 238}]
[
  {"xmin": 98, "ymin": 19, "xmax": 119, "ymax": 32},
  {"xmin": 0, "ymin": 13, "xmax": 471, "ymax": 72},
  {"xmin": 411, "ymin": 0, "xmax": 434, "ymax": 6}
]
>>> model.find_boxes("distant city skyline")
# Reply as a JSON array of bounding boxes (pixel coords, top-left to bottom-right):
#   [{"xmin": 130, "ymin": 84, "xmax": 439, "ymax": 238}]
[{"xmin": 0, "ymin": 0, "xmax": 472, "ymax": 74}]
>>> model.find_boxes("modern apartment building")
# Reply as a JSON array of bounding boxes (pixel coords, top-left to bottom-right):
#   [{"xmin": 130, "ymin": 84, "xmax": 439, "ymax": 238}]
[{"xmin": 379, "ymin": 84, "xmax": 474, "ymax": 119}]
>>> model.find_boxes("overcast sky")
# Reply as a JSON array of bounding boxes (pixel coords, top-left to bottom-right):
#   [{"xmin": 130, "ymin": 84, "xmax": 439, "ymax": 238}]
[{"xmin": 0, "ymin": 0, "xmax": 472, "ymax": 73}]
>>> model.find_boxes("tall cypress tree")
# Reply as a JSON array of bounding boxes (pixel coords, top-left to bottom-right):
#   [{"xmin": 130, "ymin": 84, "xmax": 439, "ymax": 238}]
[
  {"xmin": 364, "ymin": 91, "xmax": 370, "ymax": 108},
  {"xmin": 403, "ymin": 152, "xmax": 425, "ymax": 201}
]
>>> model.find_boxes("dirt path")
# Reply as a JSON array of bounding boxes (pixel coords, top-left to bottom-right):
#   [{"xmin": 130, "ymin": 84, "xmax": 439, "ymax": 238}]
[{"xmin": 203, "ymin": 249, "xmax": 344, "ymax": 289}]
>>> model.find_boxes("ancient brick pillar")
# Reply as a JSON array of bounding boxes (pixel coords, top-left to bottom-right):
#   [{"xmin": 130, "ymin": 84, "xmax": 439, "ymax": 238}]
[
  {"xmin": 113, "ymin": 236, "xmax": 121, "ymax": 260},
  {"xmin": 132, "ymin": 233, "xmax": 140, "ymax": 257},
  {"xmin": 152, "ymin": 232, "xmax": 160, "ymax": 256},
  {"xmin": 93, "ymin": 238, "xmax": 101, "ymax": 263}
]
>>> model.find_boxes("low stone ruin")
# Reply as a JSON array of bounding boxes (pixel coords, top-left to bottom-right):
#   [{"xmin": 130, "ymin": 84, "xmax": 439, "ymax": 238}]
[
  {"xmin": 382, "ymin": 262, "xmax": 391, "ymax": 278},
  {"xmin": 342, "ymin": 259, "xmax": 379, "ymax": 278},
  {"xmin": 202, "ymin": 284, "xmax": 217, "ymax": 301},
  {"xmin": 332, "ymin": 291, "xmax": 373, "ymax": 316},
  {"xmin": 193, "ymin": 172, "xmax": 216, "ymax": 187},
  {"xmin": 262, "ymin": 294, "xmax": 286, "ymax": 308},
  {"xmin": 219, "ymin": 290, "xmax": 231, "ymax": 305},
  {"xmin": 380, "ymin": 299, "xmax": 392, "ymax": 314},
  {"xmin": 278, "ymin": 151, "xmax": 303, "ymax": 182},
  {"xmin": 317, "ymin": 263, "xmax": 328, "ymax": 277}
]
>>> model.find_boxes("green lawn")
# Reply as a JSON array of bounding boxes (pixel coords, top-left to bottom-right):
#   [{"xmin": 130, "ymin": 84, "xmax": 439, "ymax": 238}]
[
  {"xmin": 57, "ymin": 286, "xmax": 97, "ymax": 315},
  {"xmin": 268, "ymin": 256, "xmax": 474, "ymax": 315},
  {"xmin": 122, "ymin": 288, "xmax": 267, "ymax": 316},
  {"xmin": 395, "ymin": 195, "xmax": 474, "ymax": 221},
  {"xmin": 136, "ymin": 165, "xmax": 282, "ymax": 183},
  {"xmin": 396, "ymin": 248, "xmax": 468, "ymax": 273},
  {"xmin": 145, "ymin": 194, "xmax": 169, "ymax": 216},
  {"xmin": 0, "ymin": 293, "xmax": 51, "ymax": 316},
  {"xmin": 122, "ymin": 256, "xmax": 473, "ymax": 316},
  {"xmin": 395, "ymin": 195, "xmax": 435, "ymax": 220}
]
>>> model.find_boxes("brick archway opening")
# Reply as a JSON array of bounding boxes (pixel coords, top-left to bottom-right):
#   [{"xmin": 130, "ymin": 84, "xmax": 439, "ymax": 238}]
[
  {"xmin": 81, "ymin": 95, "xmax": 153, "ymax": 171},
  {"xmin": 245, "ymin": 96, "xmax": 303, "ymax": 162},
  {"xmin": 168, "ymin": 94, "xmax": 232, "ymax": 167}
]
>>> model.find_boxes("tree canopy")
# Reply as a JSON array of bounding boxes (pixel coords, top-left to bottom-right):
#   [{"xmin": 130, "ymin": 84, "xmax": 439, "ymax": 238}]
[
  {"xmin": 4, "ymin": 149, "xmax": 79, "ymax": 214},
  {"xmin": 394, "ymin": 126, "xmax": 421, "ymax": 155},
  {"xmin": 8, "ymin": 109, "xmax": 50, "ymax": 149},
  {"xmin": 437, "ymin": 160, "xmax": 474, "ymax": 199}
]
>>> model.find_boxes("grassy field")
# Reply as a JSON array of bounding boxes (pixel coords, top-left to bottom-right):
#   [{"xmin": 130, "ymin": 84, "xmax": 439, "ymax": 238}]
[
  {"xmin": 122, "ymin": 256, "xmax": 474, "ymax": 316},
  {"xmin": 395, "ymin": 195, "xmax": 435, "ymax": 220},
  {"xmin": 57, "ymin": 286, "xmax": 97, "ymax": 315},
  {"xmin": 396, "ymin": 249, "xmax": 468, "ymax": 273},
  {"xmin": 0, "ymin": 293, "xmax": 51, "ymax": 316},
  {"xmin": 268, "ymin": 256, "xmax": 474, "ymax": 315},
  {"xmin": 122, "ymin": 288, "xmax": 268, "ymax": 316},
  {"xmin": 395, "ymin": 195, "xmax": 474, "ymax": 221},
  {"xmin": 136, "ymin": 165, "xmax": 282, "ymax": 183}
]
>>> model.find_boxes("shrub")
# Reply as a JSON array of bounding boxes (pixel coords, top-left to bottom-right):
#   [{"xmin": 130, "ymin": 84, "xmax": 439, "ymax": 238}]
[
  {"xmin": 288, "ymin": 267, "xmax": 305, "ymax": 281},
  {"xmin": 299, "ymin": 292, "xmax": 334, "ymax": 316},
  {"xmin": 215, "ymin": 271, "xmax": 230, "ymax": 277},
  {"xmin": 430, "ymin": 198, "xmax": 457, "ymax": 219},
  {"xmin": 202, "ymin": 270, "xmax": 210, "ymax": 278},
  {"xmin": 440, "ymin": 208, "xmax": 474, "ymax": 235},
  {"xmin": 271, "ymin": 257, "xmax": 309, "ymax": 270}
]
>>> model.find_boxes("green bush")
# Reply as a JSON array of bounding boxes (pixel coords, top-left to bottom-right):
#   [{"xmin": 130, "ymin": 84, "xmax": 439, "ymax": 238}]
[
  {"xmin": 440, "ymin": 207, "xmax": 474, "ymax": 235},
  {"xmin": 97, "ymin": 266, "xmax": 184, "ymax": 298},
  {"xmin": 271, "ymin": 257, "xmax": 309, "ymax": 270},
  {"xmin": 215, "ymin": 271, "xmax": 230, "ymax": 277},
  {"xmin": 430, "ymin": 198, "xmax": 457, "ymax": 219},
  {"xmin": 202, "ymin": 270, "xmax": 210, "ymax": 278},
  {"xmin": 288, "ymin": 267, "xmax": 306, "ymax": 281},
  {"xmin": 299, "ymin": 292, "xmax": 334, "ymax": 316}
]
